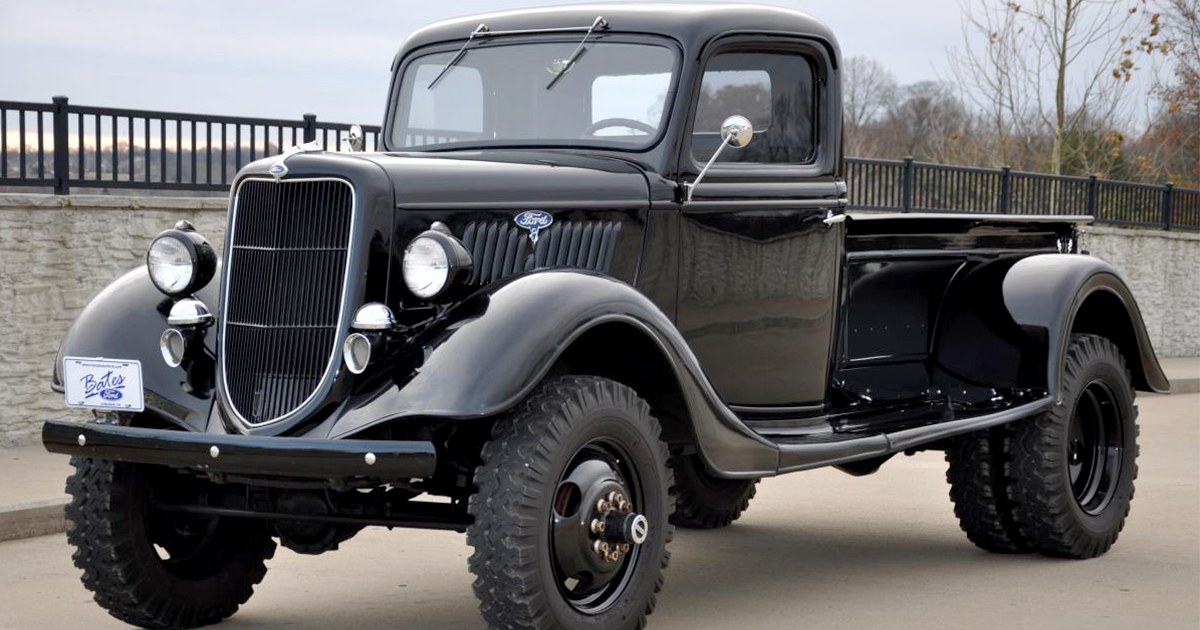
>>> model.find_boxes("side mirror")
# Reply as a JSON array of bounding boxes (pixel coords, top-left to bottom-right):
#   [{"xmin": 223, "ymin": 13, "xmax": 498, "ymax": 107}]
[
  {"xmin": 346, "ymin": 124, "xmax": 365, "ymax": 152},
  {"xmin": 686, "ymin": 115, "xmax": 754, "ymax": 202}
]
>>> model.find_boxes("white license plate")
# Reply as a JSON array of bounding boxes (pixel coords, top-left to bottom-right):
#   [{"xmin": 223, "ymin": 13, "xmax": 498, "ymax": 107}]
[{"xmin": 62, "ymin": 357, "xmax": 145, "ymax": 412}]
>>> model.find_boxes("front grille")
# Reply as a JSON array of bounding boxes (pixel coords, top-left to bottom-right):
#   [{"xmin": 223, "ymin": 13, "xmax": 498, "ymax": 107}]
[
  {"xmin": 222, "ymin": 178, "xmax": 354, "ymax": 425},
  {"xmin": 460, "ymin": 219, "xmax": 621, "ymax": 285}
]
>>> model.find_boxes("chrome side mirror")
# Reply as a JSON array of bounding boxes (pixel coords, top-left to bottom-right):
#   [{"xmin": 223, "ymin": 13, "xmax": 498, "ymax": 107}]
[
  {"xmin": 346, "ymin": 124, "xmax": 365, "ymax": 152},
  {"xmin": 686, "ymin": 115, "xmax": 753, "ymax": 202}
]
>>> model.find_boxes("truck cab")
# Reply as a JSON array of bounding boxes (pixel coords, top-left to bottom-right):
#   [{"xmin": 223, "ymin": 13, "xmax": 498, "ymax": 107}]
[{"xmin": 44, "ymin": 5, "xmax": 1168, "ymax": 630}]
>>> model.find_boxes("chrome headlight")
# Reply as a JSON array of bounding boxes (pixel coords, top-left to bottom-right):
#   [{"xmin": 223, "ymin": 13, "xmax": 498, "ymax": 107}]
[
  {"xmin": 401, "ymin": 229, "xmax": 473, "ymax": 300},
  {"xmin": 147, "ymin": 223, "xmax": 216, "ymax": 297}
]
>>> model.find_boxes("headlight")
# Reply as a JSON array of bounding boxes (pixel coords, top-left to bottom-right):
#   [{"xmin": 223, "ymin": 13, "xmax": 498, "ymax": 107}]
[
  {"xmin": 401, "ymin": 228, "xmax": 473, "ymax": 300},
  {"xmin": 146, "ymin": 223, "xmax": 216, "ymax": 297}
]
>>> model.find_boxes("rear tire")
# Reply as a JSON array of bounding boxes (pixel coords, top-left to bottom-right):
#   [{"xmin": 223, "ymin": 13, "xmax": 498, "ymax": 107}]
[
  {"xmin": 669, "ymin": 451, "xmax": 758, "ymax": 529},
  {"xmin": 466, "ymin": 375, "xmax": 674, "ymax": 630},
  {"xmin": 945, "ymin": 426, "xmax": 1032, "ymax": 553},
  {"xmin": 1009, "ymin": 334, "xmax": 1139, "ymax": 559},
  {"xmin": 65, "ymin": 456, "xmax": 275, "ymax": 629}
]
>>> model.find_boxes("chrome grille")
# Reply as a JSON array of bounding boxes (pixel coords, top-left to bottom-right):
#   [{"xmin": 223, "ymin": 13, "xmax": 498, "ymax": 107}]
[{"xmin": 221, "ymin": 178, "xmax": 354, "ymax": 425}]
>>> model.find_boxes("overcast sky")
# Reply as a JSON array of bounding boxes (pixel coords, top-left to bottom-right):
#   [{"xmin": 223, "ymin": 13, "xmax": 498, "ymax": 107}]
[{"xmin": 0, "ymin": 0, "xmax": 968, "ymax": 125}]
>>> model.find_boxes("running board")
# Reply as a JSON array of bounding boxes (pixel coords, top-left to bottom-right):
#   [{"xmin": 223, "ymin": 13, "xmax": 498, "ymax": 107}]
[{"xmin": 773, "ymin": 396, "xmax": 1054, "ymax": 473}]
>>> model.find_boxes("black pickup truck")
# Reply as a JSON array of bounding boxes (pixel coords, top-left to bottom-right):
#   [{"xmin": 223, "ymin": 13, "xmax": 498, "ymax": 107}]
[{"xmin": 42, "ymin": 4, "xmax": 1170, "ymax": 630}]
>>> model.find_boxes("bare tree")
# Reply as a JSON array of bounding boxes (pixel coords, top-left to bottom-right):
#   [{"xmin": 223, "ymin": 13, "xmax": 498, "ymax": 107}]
[
  {"xmin": 843, "ymin": 57, "xmax": 898, "ymax": 156},
  {"xmin": 877, "ymin": 81, "xmax": 977, "ymax": 162},
  {"xmin": 952, "ymin": 0, "xmax": 1150, "ymax": 176}
]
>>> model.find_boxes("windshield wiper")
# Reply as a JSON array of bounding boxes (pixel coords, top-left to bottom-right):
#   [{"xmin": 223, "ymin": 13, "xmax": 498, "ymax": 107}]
[
  {"xmin": 427, "ymin": 23, "xmax": 489, "ymax": 90},
  {"xmin": 545, "ymin": 16, "xmax": 607, "ymax": 90}
]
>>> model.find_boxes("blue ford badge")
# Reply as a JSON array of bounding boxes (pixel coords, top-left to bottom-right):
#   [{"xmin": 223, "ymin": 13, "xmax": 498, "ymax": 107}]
[
  {"xmin": 514, "ymin": 210, "xmax": 554, "ymax": 244},
  {"xmin": 268, "ymin": 163, "xmax": 287, "ymax": 179}
]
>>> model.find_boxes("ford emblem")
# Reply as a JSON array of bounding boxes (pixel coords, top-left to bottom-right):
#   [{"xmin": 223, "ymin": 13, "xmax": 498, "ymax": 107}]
[
  {"xmin": 99, "ymin": 388, "xmax": 123, "ymax": 401},
  {"xmin": 514, "ymin": 210, "xmax": 554, "ymax": 244},
  {"xmin": 268, "ymin": 163, "xmax": 288, "ymax": 179}
]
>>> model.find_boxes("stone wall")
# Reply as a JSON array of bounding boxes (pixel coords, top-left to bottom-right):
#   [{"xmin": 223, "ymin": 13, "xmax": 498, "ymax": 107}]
[
  {"xmin": 1078, "ymin": 225, "xmax": 1200, "ymax": 359},
  {"xmin": 0, "ymin": 193, "xmax": 228, "ymax": 446},
  {"xmin": 0, "ymin": 194, "xmax": 1195, "ymax": 445}
]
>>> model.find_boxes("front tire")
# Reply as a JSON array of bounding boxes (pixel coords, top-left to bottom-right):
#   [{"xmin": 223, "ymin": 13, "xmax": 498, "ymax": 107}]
[
  {"xmin": 65, "ymin": 457, "xmax": 275, "ymax": 629},
  {"xmin": 467, "ymin": 376, "xmax": 674, "ymax": 630}
]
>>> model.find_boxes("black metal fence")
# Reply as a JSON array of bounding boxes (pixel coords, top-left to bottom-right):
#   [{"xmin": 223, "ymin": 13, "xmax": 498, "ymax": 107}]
[
  {"xmin": 0, "ymin": 97, "xmax": 381, "ymax": 194},
  {"xmin": 3, "ymin": 97, "xmax": 1196, "ymax": 230},
  {"xmin": 845, "ymin": 157, "xmax": 1197, "ymax": 230}
]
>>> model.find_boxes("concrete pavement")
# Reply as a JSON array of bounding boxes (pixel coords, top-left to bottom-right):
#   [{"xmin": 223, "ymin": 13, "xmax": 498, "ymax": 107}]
[{"xmin": 1, "ymin": 393, "xmax": 1196, "ymax": 630}]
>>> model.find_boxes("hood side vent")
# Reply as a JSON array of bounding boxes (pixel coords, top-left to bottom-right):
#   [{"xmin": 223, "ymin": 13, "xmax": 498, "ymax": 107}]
[{"xmin": 460, "ymin": 220, "xmax": 620, "ymax": 285}]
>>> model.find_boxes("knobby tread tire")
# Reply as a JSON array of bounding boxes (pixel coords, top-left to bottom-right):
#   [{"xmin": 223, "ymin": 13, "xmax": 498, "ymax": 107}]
[
  {"xmin": 669, "ymin": 452, "xmax": 758, "ymax": 529},
  {"xmin": 1009, "ymin": 333, "xmax": 1139, "ymax": 559},
  {"xmin": 466, "ymin": 375, "xmax": 675, "ymax": 630},
  {"xmin": 945, "ymin": 426, "xmax": 1032, "ymax": 553},
  {"xmin": 65, "ymin": 457, "xmax": 276, "ymax": 629}
]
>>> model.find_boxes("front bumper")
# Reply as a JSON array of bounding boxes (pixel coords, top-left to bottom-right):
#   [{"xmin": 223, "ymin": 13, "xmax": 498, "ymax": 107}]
[{"xmin": 42, "ymin": 421, "xmax": 437, "ymax": 480}]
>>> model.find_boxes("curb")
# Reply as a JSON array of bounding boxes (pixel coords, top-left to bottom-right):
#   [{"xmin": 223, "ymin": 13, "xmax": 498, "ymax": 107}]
[
  {"xmin": 0, "ymin": 498, "xmax": 67, "ymax": 543},
  {"xmin": 1171, "ymin": 377, "xmax": 1200, "ymax": 395}
]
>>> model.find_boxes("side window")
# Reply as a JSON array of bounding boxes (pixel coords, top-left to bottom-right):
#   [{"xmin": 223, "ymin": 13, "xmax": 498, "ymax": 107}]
[{"xmin": 692, "ymin": 50, "xmax": 816, "ymax": 164}]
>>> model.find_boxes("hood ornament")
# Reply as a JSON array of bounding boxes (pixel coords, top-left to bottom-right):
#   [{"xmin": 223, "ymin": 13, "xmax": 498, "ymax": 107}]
[
  {"xmin": 514, "ymin": 210, "xmax": 554, "ymax": 244},
  {"xmin": 268, "ymin": 140, "xmax": 323, "ymax": 180}
]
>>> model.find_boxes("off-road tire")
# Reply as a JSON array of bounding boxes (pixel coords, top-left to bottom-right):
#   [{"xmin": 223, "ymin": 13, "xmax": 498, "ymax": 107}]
[
  {"xmin": 65, "ymin": 456, "xmax": 276, "ymax": 629},
  {"xmin": 1009, "ymin": 333, "xmax": 1139, "ymax": 559},
  {"xmin": 669, "ymin": 451, "xmax": 758, "ymax": 529},
  {"xmin": 945, "ymin": 426, "xmax": 1032, "ymax": 553},
  {"xmin": 466, "ymin": 375, "xmax": 675, "ymax": 630}
]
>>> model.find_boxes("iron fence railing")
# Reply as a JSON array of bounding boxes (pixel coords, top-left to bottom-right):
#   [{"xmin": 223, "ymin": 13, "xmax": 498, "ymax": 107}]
[
  {"xmin": 0, "ymin": 97, "xmax": 381, "ymax": 194},
  {"xmin": 2, "ymin": 97, "xmax": 1196, "ymax": 230},
  {"xmin": 844, "ymin": 156, "xmax": 1198, "ymax": 230}
]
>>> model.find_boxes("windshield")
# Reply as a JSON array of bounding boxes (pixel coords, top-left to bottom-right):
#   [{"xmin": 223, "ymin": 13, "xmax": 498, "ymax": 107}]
[{"xmin": 391, "ymin": 38, "xmax": 678, "ymax": 151}]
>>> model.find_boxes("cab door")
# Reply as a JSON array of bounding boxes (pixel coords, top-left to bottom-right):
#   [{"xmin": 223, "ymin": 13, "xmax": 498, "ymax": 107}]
[{"xmin": 674, "ymin": 37, "xmax": 844, "ymax": 409}]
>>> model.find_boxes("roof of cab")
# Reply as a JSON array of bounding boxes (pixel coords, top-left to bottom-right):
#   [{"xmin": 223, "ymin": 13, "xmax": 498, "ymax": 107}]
[{"xmin": 396, "ymin": 3, "xmax": 839, "ymax": 66}]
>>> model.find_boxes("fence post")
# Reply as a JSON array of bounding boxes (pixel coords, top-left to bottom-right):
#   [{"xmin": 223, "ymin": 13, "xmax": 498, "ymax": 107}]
[
  {"xmin": 1086, "ymin": 174, "xmax": 1098, "ymax": 216},
  {"xmin": 901, "ymin": 156, "xmax": 913, "ymax": 212},
  {"xmin": 52, "ymin": 95, "xmax": 69, "ymax": 195},
  {"xmin": 302, "ymin": 114, "xmax": 317, "ymax": 143},
  {"xmin": 1163, "ymin": 182, "xmax": 1175, "ymax": 231},
  {"xmin": 999, "ymin": 165, "xmax": 1011, "ymax": 214}
]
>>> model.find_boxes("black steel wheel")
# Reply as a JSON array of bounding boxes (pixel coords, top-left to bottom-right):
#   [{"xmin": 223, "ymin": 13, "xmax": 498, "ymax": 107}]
[
  {"xmin": 467, "ymin": 375, "xmax": 674, "ymax": 630},
  {"xmin": 669, "ymin": 451, "xmax": 758, "ymax": 529},
  {"xmin": 1009, "ymin": 333, "xmax": 1139, "ymax": 559},
  {"xmin": 65, "ymin": 456, "xmax": 275, "ymax": 629}
]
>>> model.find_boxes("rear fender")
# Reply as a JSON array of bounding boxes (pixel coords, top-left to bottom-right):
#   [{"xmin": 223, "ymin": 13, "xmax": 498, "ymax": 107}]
[
  {"xmin": 1001, "ymin": 254, "xmax": 1169, "ymax": 396},
  {"xmin": 326, "ymin": 270, "xmax": 778, "ymax": 478},
  {"xmin": 52, "ymin": 265, "xmax": 221, "ymax": 431}
]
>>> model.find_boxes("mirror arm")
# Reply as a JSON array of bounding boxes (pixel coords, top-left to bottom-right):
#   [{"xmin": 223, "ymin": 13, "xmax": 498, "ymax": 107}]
[{"xmin": 686, "ymin": 134, "xmax": 732, "ymax": 202}]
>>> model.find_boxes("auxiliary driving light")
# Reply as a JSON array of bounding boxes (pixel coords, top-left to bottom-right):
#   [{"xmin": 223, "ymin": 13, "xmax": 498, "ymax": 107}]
[
  {"xmin": 160, "ymin": 328, "xmax": 186, "ymax": 368},
  {"xmin": 343, "ymin": 332, "xmax": 373, "ymax": 375}
]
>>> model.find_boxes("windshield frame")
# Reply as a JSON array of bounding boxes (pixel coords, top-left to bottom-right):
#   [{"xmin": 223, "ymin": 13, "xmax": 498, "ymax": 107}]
[{"xmin": 383, "ymin": 33, "xmax": 684, "ymax": 154}]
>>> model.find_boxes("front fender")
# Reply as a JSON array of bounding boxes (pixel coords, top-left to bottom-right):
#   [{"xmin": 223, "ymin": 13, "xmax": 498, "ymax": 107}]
[
  {"xmin": 52, "ymin": 265, "xmax": 221, "ymax": 430},
  {"xmin": 1002, "ymin": 254, "xmax": 1169, "ymax": 397},
  {"xmin": 326, "ymin": 270, "xmax": 779, "ymax": 477}
]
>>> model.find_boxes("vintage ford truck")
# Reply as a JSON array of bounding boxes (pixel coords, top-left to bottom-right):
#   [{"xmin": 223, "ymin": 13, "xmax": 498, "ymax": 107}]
[{"xmin": 42, "ymin": 4, "xmax": 1170, "ymax": 629}]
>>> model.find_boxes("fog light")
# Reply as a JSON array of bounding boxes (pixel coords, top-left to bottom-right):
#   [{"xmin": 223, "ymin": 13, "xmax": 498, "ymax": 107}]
[
  {"xmin": 160, "ymin": 328, "xmax": 185, "ymax": 368},
  {"xmin": 343, "ymin": 333, "xmax": 372, "ymax": 375}
]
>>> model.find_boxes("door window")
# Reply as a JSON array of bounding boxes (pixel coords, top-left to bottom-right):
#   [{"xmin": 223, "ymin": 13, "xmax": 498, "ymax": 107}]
[{"xmin": 692, "ymin": 50, "xmax": 816, "ymax": 164}]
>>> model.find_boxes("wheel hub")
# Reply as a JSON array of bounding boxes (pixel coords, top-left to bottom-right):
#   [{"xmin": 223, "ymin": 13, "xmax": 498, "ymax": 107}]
[{"xmin": 549, "ymin": 442, "xmax": 649, "ymax": 613}]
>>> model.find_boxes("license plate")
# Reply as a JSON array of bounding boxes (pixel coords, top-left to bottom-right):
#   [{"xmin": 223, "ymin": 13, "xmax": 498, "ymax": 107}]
[{"xmin": 62, "ymin": 357, "xmax": 145, "ymax": 412}]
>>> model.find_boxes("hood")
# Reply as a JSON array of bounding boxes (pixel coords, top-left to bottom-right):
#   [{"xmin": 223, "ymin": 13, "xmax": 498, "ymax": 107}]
[{"xmin": 354, "ymin": 150, "xmax": 651, "ymax": 207}]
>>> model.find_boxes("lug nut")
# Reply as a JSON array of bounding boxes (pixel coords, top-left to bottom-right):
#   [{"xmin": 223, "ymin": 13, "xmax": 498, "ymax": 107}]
[
  {"xmin": 596, "ymin": 499, "xmax": 611, "ymax": 513},
  {"xmin": 620, "ymin": 543, "xmax": 631, "ymax": 553},
  {"xmin": 593, "ymin": 540, "xmax": 606, "ymax": 556},
  {"xmin": 590, "ymin": 518, "xmax": 606, "ymax": 534},
  {"xmin": 606, "ymin": 549, "xmax": 621, "ymax": 562}
]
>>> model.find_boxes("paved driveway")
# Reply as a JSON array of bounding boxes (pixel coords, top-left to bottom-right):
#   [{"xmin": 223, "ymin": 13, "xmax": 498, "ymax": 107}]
[{"xmin": 2, "ymin": 394, "xmax": 1197, "ymax": 630}]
